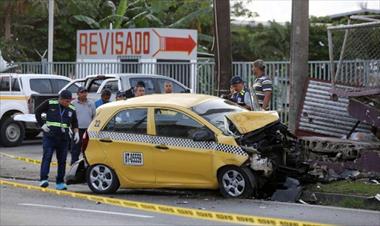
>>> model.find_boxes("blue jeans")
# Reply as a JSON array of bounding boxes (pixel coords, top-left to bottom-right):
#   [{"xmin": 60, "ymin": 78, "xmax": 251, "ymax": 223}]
[
  {"xmin": 40, "ymin": 135, "xmax": 68, "ymax": 183},
  {"xmin": 70, "ymin": 129, "xmax": 86, "ymax": 165}
]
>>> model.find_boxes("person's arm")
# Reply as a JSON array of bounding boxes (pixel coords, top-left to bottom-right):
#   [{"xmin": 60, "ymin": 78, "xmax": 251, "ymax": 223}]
[
  {"xmin": 90, "ymin": 101, "xmax": 96, "ymax": 119},
  {"xmin": 70, "ymin": 110, "xmax": 79, "ymax": 133},
  {"xmin": 262, "ymin": 91, "xmax": 272, "ymax": 110},
  {"xmin": 261, "ymin": 79, "xmax": 273, "ymax": 110},
  {"xmin": 35, "ymin": 99, "xmax": 50, "ymax": 127}
]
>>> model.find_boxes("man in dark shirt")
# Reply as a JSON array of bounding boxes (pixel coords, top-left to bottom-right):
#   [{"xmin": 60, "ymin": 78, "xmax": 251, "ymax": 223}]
[{"xmin": 35, "ymin": 90, "xmax": 79, "ymax": 190}]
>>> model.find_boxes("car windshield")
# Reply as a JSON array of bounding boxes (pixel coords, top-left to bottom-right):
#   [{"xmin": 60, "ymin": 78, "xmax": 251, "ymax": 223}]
[{"xmin": 192, "ymin": 98, "xmax": 248, "ymax": 133}]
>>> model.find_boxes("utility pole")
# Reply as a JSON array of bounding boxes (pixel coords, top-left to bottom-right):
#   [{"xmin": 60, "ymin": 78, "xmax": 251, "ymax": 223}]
[
  {"xmin": 48, "ymin": 0, "xmax": 54, "ymax": 66},
  {"xmin": 213, "ymin": 0, "xmax": 232, "ymax": 96},
  {"xmin": 289, "ymin": 0, "xmax": 309, "ymax": 133}
]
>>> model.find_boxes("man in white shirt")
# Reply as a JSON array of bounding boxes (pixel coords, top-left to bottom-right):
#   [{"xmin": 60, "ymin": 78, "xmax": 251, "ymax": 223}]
[{"xmin": 70, "ymin": 87, "xmax": 96, "ymax": 165}]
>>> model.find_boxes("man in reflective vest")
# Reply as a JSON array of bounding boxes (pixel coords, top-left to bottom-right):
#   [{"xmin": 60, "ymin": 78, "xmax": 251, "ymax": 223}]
[
  {"xmin": 229, "ymin": 76, "xmax": 253, "ymax": 110},
  {"xmin": 35, "ymin": 90, "xmax": 79, "ymax": 190}
]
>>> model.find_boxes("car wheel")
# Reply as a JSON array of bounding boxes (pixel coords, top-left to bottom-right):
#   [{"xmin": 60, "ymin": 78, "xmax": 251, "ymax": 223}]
[
  {"xmin": 0, "ymin": 117, "xmax": 25, "ymax": 147},
  {"xmin": 87, "ymin": 164, "xmax": 120, "ymax": 194},
  {"xmin": 217, "ymin": 166, "xmax": 256, "ymax": 198}
]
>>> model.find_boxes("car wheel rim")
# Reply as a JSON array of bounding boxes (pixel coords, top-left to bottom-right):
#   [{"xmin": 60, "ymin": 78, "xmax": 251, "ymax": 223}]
[
  {"xmin": 5, "ymin": 123, "xmax": 21, "ymax": 142},
  {"xmin": 222, "ymin": 170, "xmax": 245, "ymax": 197},
  {"xmin": 90, "ymin": 165, "xmax": 113, "ymax": 191}
]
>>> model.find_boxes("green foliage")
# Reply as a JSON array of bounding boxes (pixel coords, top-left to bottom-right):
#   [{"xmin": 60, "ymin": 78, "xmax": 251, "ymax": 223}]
[
  {"xmin": 0, "ymin": 0, "xmax": 352, "ymax": 62},
  {"xmin": 114, "ymin": 0, "xmax": 128, "ymax": 28},
  {"xmin": 310, "ymin": 180, "xmax": 379, "ymax": 196}
]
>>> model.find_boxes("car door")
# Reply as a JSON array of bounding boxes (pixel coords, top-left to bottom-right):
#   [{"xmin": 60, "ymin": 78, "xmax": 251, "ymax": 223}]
[
  {"xmin": 99, "ymin": 107, "xmax": 155, "ymax": 185},
  {"xmin": 152, "ymin": 108, "xmax": 214, "ymax": 186}
]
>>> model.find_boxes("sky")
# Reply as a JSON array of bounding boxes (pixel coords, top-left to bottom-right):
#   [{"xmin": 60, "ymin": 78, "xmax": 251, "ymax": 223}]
[{"xmin": 241, "ymin": 0, "xmax": 380, "ymax": 22}]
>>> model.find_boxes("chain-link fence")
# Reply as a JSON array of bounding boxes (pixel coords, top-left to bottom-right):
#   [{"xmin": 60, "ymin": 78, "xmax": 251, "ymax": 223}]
[{"xmin": 328, "ymin": 15, "xmax": 380, "ymax": 88}]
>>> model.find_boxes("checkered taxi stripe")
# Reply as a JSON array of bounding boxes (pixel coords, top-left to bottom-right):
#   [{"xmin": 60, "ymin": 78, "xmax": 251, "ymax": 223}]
[{"xmin": 88, "ymin": 131, "xmax": 248, "ymax": 157}]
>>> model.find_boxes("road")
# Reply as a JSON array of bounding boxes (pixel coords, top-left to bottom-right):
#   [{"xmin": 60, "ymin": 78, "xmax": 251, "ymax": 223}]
[{"xmin": 1, "ymin": 141, "xmax": 380, "ymax": 226}]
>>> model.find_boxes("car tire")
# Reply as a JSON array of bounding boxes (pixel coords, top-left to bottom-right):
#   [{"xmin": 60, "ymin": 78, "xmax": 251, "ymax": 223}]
[
  {"xmin": 0, "ymin": 117, "xmax": 25, "ymax": 147},
  {"xmin": 217, "ymin": 166, "xmax": 256, "ymax": 198},
  {"xmin": 87, "ymin": 164, "xmax": 120, "ymax": 194}
]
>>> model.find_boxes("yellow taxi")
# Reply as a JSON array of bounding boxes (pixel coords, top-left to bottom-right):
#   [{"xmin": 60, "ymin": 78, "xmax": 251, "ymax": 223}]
[{"xmin": 74, "ymin": 94, "xmax": 296, "ymax": 198}]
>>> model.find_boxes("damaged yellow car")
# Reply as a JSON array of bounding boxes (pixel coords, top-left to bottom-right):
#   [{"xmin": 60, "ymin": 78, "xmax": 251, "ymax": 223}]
[{"xmin": 67, "ymin": 94, "xmax": 304, "ymax": 198}]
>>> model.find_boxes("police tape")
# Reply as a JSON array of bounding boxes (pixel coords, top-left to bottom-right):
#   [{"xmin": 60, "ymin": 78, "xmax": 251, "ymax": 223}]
[
  {"xmin": 0, "ymin": 152, "xmax": 58, "ymax": 166},
  {"xmin": 0, "ymin": 179, "xmax": 334, "ymax": 226}
]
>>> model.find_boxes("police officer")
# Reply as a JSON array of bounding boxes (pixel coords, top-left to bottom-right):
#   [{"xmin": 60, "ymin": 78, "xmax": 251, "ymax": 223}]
[
  {"xmin": 229, "ymin": 76, "xmax": 252, "ymax": 110},
  {"xmin": 35, "ymin": 90, "xmax": 79, "ymax": 190}
]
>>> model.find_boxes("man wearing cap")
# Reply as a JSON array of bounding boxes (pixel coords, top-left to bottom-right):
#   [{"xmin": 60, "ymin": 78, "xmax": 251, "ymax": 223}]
[
  {"xmin": 229, "ymin": 76, "xmax": 252, "ymax": 110},
  {"xmin": 252, "ymin": 59, "xmax": 273, "ymax": 110},
  {"xmin": 70, "ymin": 87, "xmax": 96, "ymax": 165},
  {"xmin": 35, "ymin": 90, "xmax": 79, "ymax": 190}
]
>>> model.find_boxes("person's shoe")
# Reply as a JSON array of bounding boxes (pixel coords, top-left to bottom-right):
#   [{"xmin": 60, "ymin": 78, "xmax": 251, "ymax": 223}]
[
  {"xmin": 56, "ymin": 183, "xmax": 67, "ymax": 190},
  {"xmin": 39, "ymin": 180, "xmax": 49, "ymax": 188}
]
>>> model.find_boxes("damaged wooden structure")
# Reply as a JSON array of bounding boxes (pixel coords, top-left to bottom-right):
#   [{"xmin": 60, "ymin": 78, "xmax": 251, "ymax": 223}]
[{"xmin": 295, "ymin": 15, "xmax": 380, "ymax": 181}]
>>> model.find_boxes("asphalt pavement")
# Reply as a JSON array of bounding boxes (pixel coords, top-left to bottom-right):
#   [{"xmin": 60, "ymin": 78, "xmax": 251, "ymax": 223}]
[{"xmin": 1, "ymin": 141, "xmax": 380, "ymax": 226}]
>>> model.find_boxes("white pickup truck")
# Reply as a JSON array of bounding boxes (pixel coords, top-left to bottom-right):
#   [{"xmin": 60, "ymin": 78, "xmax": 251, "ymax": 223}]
[{"xmin": 0, "ymin": 73, "xmax": 71, "ymax": 146}]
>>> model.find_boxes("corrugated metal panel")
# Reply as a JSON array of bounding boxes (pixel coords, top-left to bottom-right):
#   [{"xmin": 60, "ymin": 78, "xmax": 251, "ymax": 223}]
[{"xmin": 299, "ymin": 80, "xmax": 372, "ymax": 137}]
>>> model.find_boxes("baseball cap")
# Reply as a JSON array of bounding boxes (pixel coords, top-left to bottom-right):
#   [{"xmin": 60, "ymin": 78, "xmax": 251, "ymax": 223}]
[
  {"xmin": 230, "ymin": 76, "xmax": 244, "ymax": 85},
  {"xmin": 59, "ymin": 90, "xmax": 72, "ymax": 99},
  {"xmin": 77, "ymin": 86, "xmax": 87, "ymax": 93}
]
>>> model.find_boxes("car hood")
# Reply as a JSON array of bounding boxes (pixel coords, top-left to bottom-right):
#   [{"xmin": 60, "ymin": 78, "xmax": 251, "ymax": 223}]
[{"xmin": 226, "ymin": 111, "xmax": 279, "ymax": 134}]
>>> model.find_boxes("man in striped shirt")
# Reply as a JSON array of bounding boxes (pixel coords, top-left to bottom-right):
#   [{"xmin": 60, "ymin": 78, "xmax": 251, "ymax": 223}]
[{"xmin": 252, "ymin": 59, "xmax": 272, "ymax": 110}]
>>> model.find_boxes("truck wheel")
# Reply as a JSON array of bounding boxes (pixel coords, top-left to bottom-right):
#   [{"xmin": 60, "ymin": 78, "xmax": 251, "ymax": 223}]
[
  {"xmin": 217, "ymin": 166, "xmax": 256, "ymax": 198},
  {"xmin": 87, "ymin": 164, "xmax": 120, "ymax": 194},
  {"xmin": 0, "ymin": 117, "xmax": 25, "ymax": 147}
]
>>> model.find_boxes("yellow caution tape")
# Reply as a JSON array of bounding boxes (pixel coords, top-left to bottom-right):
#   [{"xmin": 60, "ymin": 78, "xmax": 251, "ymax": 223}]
[
  {"xmin": 0, "ymin": 152, "xmax": 58, "ymax": 166},
  {"xmin": 0, "ymin": 179, "xmax": 334, "ymax": 226}
]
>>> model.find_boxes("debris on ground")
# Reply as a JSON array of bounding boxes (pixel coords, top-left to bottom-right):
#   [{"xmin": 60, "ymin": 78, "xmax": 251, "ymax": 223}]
[{"xmin": 270, "ymin": 177, "xmax": 303, "ymax": 202}]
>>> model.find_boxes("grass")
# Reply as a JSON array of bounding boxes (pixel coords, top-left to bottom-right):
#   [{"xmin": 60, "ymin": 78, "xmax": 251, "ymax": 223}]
[{"xmin": 308, "ymin": 180, "xmax": 380, "ymax": 196}]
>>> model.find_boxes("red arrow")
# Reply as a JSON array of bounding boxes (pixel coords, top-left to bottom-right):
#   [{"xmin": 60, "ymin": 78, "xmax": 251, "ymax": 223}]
[{"xmin": 153, "ymin": 29, "xmax": 196, "ymax": 57}]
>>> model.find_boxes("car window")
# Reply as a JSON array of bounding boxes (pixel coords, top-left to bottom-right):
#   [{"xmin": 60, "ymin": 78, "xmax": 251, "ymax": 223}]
[
  {"xmin": 88, "ymin": 79, "xmax": 105, "ymax": 92},
  {"xmin": 53, "ymin": 79, "xmax": 70, "ymax": 92},
  {"xmin": 130, "ymin": 78, "xmax": 155, "ymax": 94},
  {"xmin": 157, "ymin": 79, "xmax": 187, "ymax": 93},
  {"xmin": 0, "ymin": 76, "xmax": 10, "ymax": 91},
  {"xmin": 30, "ymin": 79, "xmax": 53, "ymax": 93},
  {"xmin": 154, "ymin": 109, "xmax": 204, "ymax": 139},
  {"xmin": 65, "ymin": 81, "xmax": 84, "ymax": 93},
  {"xmin": 104, "ymin": 108, "xmax": 147, "ymax": 134},
  {"xmin": 192, "ymin": 99, "xmax": 247, "ymax": 133},
  {"xmin": 11, "ymin": 78, "xmax": 20, "ymax": 91},
  {"xmin": 102, "ymin": 80, "xmax": 119, "ymax": 92}
]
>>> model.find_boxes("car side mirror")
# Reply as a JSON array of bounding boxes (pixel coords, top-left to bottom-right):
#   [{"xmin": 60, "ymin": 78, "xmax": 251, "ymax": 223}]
[{"xmin": 192, "ymin": 129, "xmax": 214, "ymax": 142}]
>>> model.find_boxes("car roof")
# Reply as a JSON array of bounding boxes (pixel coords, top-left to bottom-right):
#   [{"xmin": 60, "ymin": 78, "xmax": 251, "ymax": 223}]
[
  {"xmin": 86, "ymin": 74, "xmax": 175, "ymax": 79},
  {"xmin": 0, "ymin": 73, "xmax": 71, "ymax": 80},
  {"xmin": 100, "ymin": 94, "xmax": 218, "ymax": 109}
]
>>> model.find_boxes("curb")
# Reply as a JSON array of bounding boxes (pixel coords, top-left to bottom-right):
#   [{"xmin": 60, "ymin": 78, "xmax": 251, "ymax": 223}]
[{"xmin": 302, "ymin": 191, "xmax": 380, "ymax": 211}]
